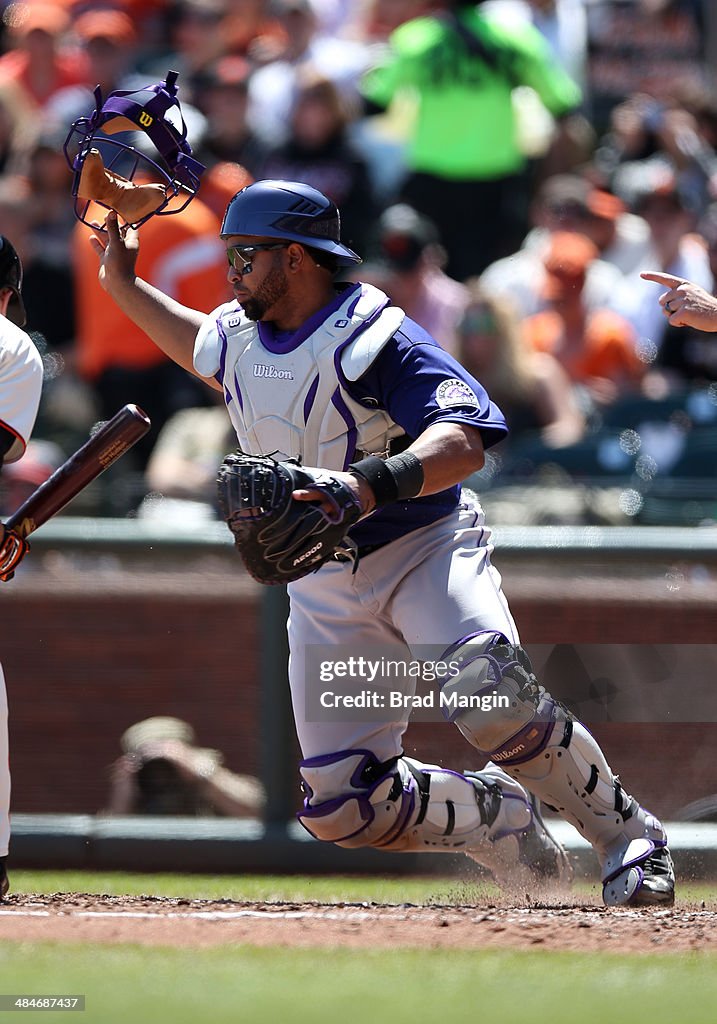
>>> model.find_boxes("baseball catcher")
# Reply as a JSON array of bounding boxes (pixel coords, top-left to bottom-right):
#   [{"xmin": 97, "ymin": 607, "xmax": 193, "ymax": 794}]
[
  {"xmin": 90, "ymin": 177, "xmax": 675, "ymax": 907},
  {"xmin": 217, "ymin": 453, "xmax": 363, "ymax": 584}
]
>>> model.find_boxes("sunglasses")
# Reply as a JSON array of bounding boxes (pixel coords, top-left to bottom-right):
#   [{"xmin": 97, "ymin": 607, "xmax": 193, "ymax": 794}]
[{"xmin": 226, "ymin": 242, "xmax": 287, "ymax": 271}]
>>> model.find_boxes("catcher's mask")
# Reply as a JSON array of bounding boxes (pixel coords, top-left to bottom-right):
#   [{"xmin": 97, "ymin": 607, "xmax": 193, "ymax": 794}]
[
  {"xmin": 0, "ymin": 235, "xmax": 26, "ymax": 328},
  {"xmin": 64, "ymin": 70, "xmax": 205, "ymax": 229},
  {"xmin": 220, "ymin": 179, "xmax": 362, "ymax": 266}
]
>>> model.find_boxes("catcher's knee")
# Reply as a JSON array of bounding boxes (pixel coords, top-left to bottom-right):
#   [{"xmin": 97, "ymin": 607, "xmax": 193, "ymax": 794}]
[
  {"xmin": 440, "ymin": 631, "xmax": 567, "ymax": 763},
  {"xmin": 297, "ymin": 750, "xmax": 412, "ymax": 849}
]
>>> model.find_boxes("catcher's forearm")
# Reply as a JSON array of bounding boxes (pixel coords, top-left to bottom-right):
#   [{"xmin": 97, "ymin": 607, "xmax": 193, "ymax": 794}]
[
  {"xmin": 104, "ymin": 274, "xmax": 216, "ymax": 384},
  {"xmin": 350, "ymin": 423, "xmax": 485, "ymax": 513},
  {"xmin": 406, "ymin": 422, "xmax": 485, "ymax": 494}
]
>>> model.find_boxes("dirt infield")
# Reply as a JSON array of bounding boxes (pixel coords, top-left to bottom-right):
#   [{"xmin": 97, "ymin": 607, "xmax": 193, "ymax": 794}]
[{"xmin": 0, "ymin": 893, "xmax": 714, "ymax": 952}]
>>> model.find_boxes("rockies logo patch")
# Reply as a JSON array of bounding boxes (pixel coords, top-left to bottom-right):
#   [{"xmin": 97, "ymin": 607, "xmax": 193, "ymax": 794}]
[{"xmin": 435, "ymin": 378, "xmax": 479, "ymax": 409}]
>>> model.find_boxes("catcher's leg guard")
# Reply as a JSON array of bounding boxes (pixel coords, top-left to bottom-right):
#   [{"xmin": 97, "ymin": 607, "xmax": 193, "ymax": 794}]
[
  {"xmin": 297, "ymin": 749, "xmax": 566, "ymax": 888},
  {"xmin": 441, "ymin": 632, "xmax": 674, "ymax": 907}
]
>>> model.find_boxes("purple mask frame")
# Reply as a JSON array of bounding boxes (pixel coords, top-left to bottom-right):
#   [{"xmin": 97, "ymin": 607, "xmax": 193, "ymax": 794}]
[{"xmin": 63, "ymin": 70, "xmax": 206, "ymax": 229}]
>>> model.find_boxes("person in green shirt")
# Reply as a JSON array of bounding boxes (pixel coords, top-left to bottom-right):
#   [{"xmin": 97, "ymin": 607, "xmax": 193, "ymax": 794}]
[{"xmin": 361, "ymin": 0, "xmax": 582, "ymax": 279}]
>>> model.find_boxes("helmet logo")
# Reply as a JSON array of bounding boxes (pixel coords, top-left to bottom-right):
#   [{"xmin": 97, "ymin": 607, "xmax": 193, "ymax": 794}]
[{"xmin": 138, "ymin": 112, "xmax": 154, "ymax": 127}]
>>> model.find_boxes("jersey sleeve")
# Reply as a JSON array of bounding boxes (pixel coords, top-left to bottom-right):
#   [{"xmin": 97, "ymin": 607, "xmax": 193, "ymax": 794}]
[
  {"xmin": 0, "ymin": 326, "xmax": 43, "ymax": 463},
  {"xmin": 346, "ymin": 317, "xmax": 508, "ymax": 450}
]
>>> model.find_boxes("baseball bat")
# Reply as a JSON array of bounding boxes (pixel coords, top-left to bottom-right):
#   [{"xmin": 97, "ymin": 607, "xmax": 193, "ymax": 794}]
[{"xmin": 5, "ymin": 404, "xmax": 151, "ymax": 539}]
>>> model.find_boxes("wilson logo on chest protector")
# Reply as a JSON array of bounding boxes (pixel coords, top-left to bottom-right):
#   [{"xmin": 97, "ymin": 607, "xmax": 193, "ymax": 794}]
[{"xmin": 253, "ymin": 364, "xmax": 294, "ymax": 380}]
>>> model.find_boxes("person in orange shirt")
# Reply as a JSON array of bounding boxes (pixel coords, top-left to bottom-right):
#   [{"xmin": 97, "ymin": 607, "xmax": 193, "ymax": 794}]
[
  {"xmin": 523, "ymin": 231, "xmax": 644, "ymax": 406},
  {"xmin": 0, "ymin": 4, "xmax": 89, "ymax": 114},
  {"xmin": 72, "ymin": 193, "xmax": 231, "ymax": 468}
]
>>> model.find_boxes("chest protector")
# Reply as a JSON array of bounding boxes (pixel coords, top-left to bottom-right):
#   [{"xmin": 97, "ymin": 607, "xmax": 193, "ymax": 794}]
[{"xmin": 194, "ymin": 283, "xmax": 406, "ymax": 470}]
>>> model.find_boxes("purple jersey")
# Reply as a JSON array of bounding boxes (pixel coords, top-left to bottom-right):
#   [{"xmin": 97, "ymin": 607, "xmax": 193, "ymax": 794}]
[{"xmin": 344, "ymin": 313, "xmax": 507, "ymax": 547}]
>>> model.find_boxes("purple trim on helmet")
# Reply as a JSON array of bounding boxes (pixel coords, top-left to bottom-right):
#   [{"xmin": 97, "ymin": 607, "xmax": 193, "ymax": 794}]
[
  {"xmin": 303, "ymin": 374, "xmax": 319, "ymax": 424},
  {"xmin": 330, "ymin": 389, "xmax": 357, "ymax": 471}
]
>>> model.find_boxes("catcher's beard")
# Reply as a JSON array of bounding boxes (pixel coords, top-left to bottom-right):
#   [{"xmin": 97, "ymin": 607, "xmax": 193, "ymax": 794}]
[{"xmin": 240, "ymin": 262, "xmax": 290, "ymax": 321}]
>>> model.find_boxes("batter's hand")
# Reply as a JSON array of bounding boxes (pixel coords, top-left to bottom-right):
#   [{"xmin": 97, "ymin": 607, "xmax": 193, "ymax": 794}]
[
  {"xmin": 641, "ymin": 271, "xmax": 717, "ymax": 332},
  {"xmin": 0, "ymin": 522, "xmax": 29, "ymax": 582},
  {"xmin": 88, "ymin": 210, "xmax": 140, "ymax": 295}
]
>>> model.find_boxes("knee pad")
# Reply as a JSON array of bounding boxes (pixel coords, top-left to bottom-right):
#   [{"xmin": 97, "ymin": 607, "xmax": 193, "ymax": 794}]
[
  {"xmin": 440, "ymin": 631, "xmax": 563, "ymax": 763},
  {"xmin": 296, "ymin": 749, "xmax": 532, "ymax": 856},
  {"xmin": 297, "ymin": 750, "xmax": 411, "ymax": 849}
]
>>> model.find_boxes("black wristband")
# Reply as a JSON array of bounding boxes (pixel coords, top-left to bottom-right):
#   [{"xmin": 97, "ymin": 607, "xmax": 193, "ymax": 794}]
[{"xmin": 349, "ymin": 451, "xmax": 424, "ymax": 508}]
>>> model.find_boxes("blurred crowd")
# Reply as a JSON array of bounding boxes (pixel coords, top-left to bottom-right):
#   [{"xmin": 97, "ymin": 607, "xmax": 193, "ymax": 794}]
[{"xmin": 1, "ymin": 0, "xmax": 717, "ymax": 525}]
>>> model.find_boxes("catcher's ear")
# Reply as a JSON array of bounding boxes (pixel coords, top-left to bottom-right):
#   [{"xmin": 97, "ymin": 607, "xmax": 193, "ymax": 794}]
[{"xmin": 287, "ymin": 242, "xmax": 309, "ymax": 272}]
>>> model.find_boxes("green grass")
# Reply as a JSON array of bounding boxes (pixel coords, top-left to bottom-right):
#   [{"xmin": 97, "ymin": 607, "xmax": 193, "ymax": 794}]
[
  {"xmin": 9, "ymin": 869, "xmax": 717, "ymax": 906},
  {"xmin": 9, "ymin": 869, "xmax": 501, "ymax": 905},
  {"xmin": 3, "ymin": 873, "xmax": 717, "ymax": 1024},
  {"xmin": 1, "ymin": 944, "xmax": 716, "ymax": 1024}
]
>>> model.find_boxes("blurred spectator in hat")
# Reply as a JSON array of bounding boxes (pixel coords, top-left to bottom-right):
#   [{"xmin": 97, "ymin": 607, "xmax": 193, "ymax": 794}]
[
  {"xmin": 0, "ymin": 3, "xmax": 88, "ymax": 114},
  {"xmin": 144, "ymin": 0, "xmax": 229, "ymax": 86},
  {"xmin": 523, "ymin": 231, "xmax": 644, "ymax": 407},
  {"xmin": 72, "ymin": 9, "xmax": 138, "ymax": 94},
  {"xmin": 192, "ymin": 55, "xmax": 269, "ymax": 174},
  {"xmin": 222, "ymin": 0, "xmax": 285, "ymax": 63},
  {"xmin": 479, "ymin": 173, "xmax": 626, "ymax": 319},
  {"xmin": 613, "ymin": 166, "xmax": 713, "ymax": 389},
  {"xmin": 456, "ymin": 281, "xmax": 584, "ymax": 448},
  {"xmin": 105, "ymin": 716, "xmax": 265, "ymax": 816},
  {"xmin": 247, "ymin": 0, "xmax": 370, "ymax": 147},
  {"xmin": 45, "ymin": 8, "xmax": 142, "ymax": 129},
  {"xmin": 4, "ymin": 123, "xmax": 77, "ymax": 351},
  {"xmin": 358, "ymin": 203, "xmax": 470, "ymax": 357},
  {"xmin": 522, "ymin": 173, "xmax": 652, "ymax": 277},
  {"xmin": 596, "ymin": 93, "xmax": 717, "ymax": 224},
  {"xmin": 259, "ymin": 70, "xmax": 376, "ymax": 256}
]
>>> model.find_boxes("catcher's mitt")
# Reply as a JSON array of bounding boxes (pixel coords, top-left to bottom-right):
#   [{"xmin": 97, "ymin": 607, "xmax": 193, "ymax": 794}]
[{"xmin": 217, "ymin": 453, "xmax": 363, "ymax": 584}]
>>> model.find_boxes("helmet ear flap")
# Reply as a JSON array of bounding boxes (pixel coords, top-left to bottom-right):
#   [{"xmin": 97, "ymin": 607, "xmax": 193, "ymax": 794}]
[{"xmin": 63, "ymin": 71, "xmax": 205, "ymax": 229}]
